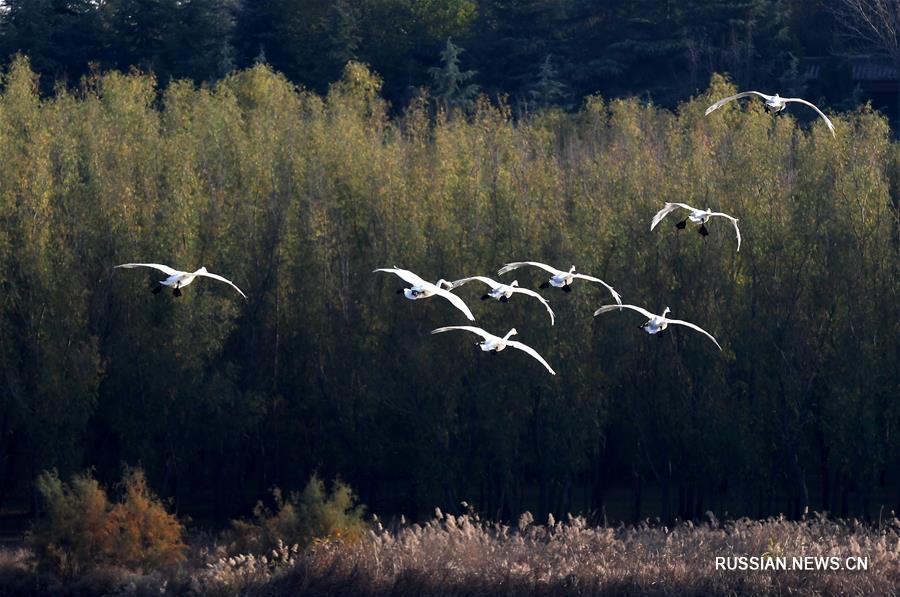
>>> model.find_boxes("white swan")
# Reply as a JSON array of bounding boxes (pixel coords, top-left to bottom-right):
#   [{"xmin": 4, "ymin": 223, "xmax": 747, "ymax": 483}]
[
  {"xmin": 593, "ymin": 304, "xmax": 722, "ymax": 350},
  {"xmin": 705, "ymin": 91, "xmax": 835, "ymax": 137},
  {"xmin": 115, "ymin": 263, "xmax": 247, "ymax": 298},
  {"xmin": 431, "ymin": 326, "xmax": 556, "ymax": 375},
  {"xmin": 497, "ymin": 261, "xmax": 622, "ymax": 305},
  {"xmin": 374, "ymin": 267, "xmax": 475, "ymax": 321},
  {"xmin": 449, "ymin": 276, "xmax": 555, "ymax": 325},
  {"xmin": 650, "ymin": 202, "xmax": 741, "ymax": 251}
]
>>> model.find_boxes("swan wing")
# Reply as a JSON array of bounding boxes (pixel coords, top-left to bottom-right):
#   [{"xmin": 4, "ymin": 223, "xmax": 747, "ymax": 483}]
[
  {"xmin": 431, "ymin": 325, "xmax": 494, "ymax": 341},
  {"xmin": 373, "ymin": 267, "xmax": 427, "ymax": 287},
  {"xmin": 572, "ymin": 274, "xmax": 623, "ymax": 305},
  {"xmin": 506, "ymin": 340, "xmax": 556, "ymax": 376},
  {"xmin": 709, "ymin": 212, "xmax": 742, "ymax": 252},
  {"xmin": 115, "ymin": 262, "xmax": 181, "ymax": 277},
  {"xmin": 449, "ymin": 276, "xmax": 499, "ymax": 290},
  {"xmin": 650, "ymin": 202, "xmax": 695, "ymax": 230},
  {"xmin": 511, "ymin": 287, "xmax": 556, "ymax": 325},
  {"xmin": 666, "ymin": 318, "xmax": 723, "ymax": 351},
  {"xmin": 194, "ymin": 271, "xmax": 248, "ymax": 298},
  {"xmin": 430, "ymin": 285, "xmax": 477, "ymax": 321},
  {"xmin": 783, "ymin": 97, "xmax": 835, "ymax": 137},
  {"xmin": 497, "ymin": 261, "xmax": 561, "ymax": 276},
  {"xmin": 593, "ymin": 303, "xmax": 655, "ymax": 319},
  {"xmin": 704, "ymin": 91, "xmax": 772, "ymax": 115}
]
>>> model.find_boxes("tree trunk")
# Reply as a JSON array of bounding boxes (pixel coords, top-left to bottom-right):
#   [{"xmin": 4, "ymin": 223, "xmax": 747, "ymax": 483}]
[
  {"xmin": 632, "ymin": 466, "xmax": 642, "ymax": 523},
  {"xmin": 660, "ymin": 459, "xmax": 672, "ymax": 524}
]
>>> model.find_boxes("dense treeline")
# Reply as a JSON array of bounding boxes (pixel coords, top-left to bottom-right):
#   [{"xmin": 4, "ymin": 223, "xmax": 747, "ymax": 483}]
[
  {"xmin": 0, "ymin": 57, "xmax": 897, "ymax": 524},
  {"xmin": 0, "ymin": 1, "xmax": 869, "ymax": 113}
]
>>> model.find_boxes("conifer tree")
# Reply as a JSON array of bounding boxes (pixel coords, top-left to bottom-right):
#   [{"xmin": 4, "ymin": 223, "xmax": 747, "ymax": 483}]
[
  {"xmin": 428, "ymin": 37, "xmax": 479, "ymax": 111},
  {"xmin": 528, "ymin": 53, "xmax": 567, "ymax": 109}
]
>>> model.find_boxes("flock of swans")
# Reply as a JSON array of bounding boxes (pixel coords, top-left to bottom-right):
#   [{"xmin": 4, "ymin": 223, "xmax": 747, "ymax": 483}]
[
  {"xmin": 375, "ymin": 257, "xmax": 723, "ymax": 377},
  {"xmin": 113, "ymin": 90, "xmax": 834, "ymax": 377}
]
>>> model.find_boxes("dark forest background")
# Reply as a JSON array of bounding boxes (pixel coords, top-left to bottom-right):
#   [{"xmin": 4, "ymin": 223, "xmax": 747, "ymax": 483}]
[
  {"xmin": 0, "ymin": 0, "xmax": 895, "ymax": 117},
  {"xmin": 0, "ymin": 1, "xmax": 897, "ymax": 528}
]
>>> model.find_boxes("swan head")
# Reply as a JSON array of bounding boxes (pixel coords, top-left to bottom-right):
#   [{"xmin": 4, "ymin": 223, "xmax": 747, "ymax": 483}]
[
  {"xmin": 195, "ymin": 266, "xmax": 208, "ymax": 274},
  {"xmin": 662, "ymin": 306, "xmax": 671, "ymax": 317},
  {"xmin": 510, "ymin": 280, "xmax": 519, "ymax": 287},
  {"xmin": 569, "ymin": 265, "xmax": 576, "ymax": 274},
  {"xmin": 436, "ymin": 279, "xmax": 452, "ymax": 290},
  {"xmin": 502, "ymin": 328, "xmax": 518, "ymax": 341}
]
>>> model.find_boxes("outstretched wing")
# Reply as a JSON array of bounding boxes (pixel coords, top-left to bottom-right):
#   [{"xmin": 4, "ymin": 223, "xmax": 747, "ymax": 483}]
[
  {"xmin": 511, "ymin": 287, "xmax": 556, "ymax": 325},
  {"xmin": 115, "ymin": 263, "xmax": 181, "ymax": 276},
  {"xmin": 195, "ymin": 271, "xmax": 248, "ymax": 299},
  {"xmin": 497, "ymin": 261, "xmax": 561, "ymax": 276},
  {"xmin": 650, "ymin": 202, "xmax": 695, "ymax": 230},
  {"xmin": 373, "ymin": 267, "xmax": 427, "ymax": 287},
  {"xmin": 704, "ymin": 91, "xmax": 771, "ymax": 116},
  {"xmin": 572, "ymin": 274, "xmax": 623, "ymax": 305},
  {"xmin": 506, "ymin": 340, "xmax": 556, "ymax": 375},
  {"xmin": 430, "ymin": 286, "xmax": 476, "ymax": 321},
  {"xmin": 783, "ymin": 97, "xmax": 835, "ymax": 137},
  {"xmin": 431, "ymin": 325, "xmax": 494, "ymax": 341},
  {"xmin": 666, "ymin": 318, "xmax": 723, "ymax": 351},
  {"xmin": 594, "ymin": 303, "xmax": 655, "ymax": 319},
  {"xmin": 709, "ymin": 212, "xmax": 742, "ymax": 252},
  {"xmin": 449, "ymin": 276, "xmax": 499, "ymax": 290}
]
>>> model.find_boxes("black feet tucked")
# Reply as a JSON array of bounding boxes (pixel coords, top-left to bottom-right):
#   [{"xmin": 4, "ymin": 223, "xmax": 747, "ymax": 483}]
[
  {"xmin": 698, "ymin": 224, "xmax": 709, "ymax": 237},
  {"xmin": 481, "ymin": 294, "xmax": 491, "ymax": 301},
  {"xmin": 499, "ymin": 296, "xmax": 509, "ymax": 303},
  {"xmin": 675, "ymin": 219, "xmax": 687, "ymax": 230},
  {"xmin": 396, "ymin": 288, "xmax": 404, "ymax": 295},
  {"xmin": 173, "ymin": 288, "xmax": 182, "ymax": 297},
  {"xmin": 562, "ymin": 284, "xmax": 572, "ymax": 293},
  {"xmin": 539, "ymin": 281, "xmax": 550, "ymax": 289},
  {"xmin": 151, "ymin": 285, "xmax": 162, "ymax": 295}
]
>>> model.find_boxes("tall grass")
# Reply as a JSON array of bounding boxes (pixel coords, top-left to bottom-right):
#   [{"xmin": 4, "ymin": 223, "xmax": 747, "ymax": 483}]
[
  {"xmin": 246, "ymin": 511, "xmax": 900, "ymax": 596},
  {"xmin": 3, "ymin": 512, "xmax": 897, "ymax": 595}
]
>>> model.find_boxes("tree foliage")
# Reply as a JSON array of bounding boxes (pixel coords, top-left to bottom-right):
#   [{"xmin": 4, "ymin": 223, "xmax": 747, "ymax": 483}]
[
  {"xmin": 429, "ymin": 37, "xmax": 479, "ymax": 111},
  {"xmin": 0, "ymin": 60, "xmax": 896, "ymax": 526},
  {"xmin": 0, "ymin": 1, "xmax": 868, "ymax": 113}
]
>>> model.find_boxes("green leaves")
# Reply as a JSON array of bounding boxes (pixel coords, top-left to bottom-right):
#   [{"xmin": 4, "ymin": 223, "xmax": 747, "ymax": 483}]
[{"xmin": 0, "ymin": 62, "xmax": 895, "ymax": 524}]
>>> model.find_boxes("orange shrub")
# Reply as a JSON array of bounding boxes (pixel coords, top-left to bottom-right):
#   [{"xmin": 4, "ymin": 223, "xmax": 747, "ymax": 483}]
[
  {"xmin": 108, "ymin": 468, "xmax": 187, "ymax": 571},
  {"xmin": 29, "ymin": 468, "xmax": 185, "ymax": 579}
]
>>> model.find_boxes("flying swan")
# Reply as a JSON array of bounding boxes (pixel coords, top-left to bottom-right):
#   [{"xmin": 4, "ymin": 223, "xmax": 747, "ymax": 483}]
[
  {"xmin": 497, "ymin": 261, "xmax": 622, "ymax": 305},
  {"xmin": 593, "ymin": 304, "xmax": 722, "ymax": 351},
  {"xmin": 650, "ymin": 202, "xmax": 741, "ymax": 251},
  {"xmin": 449, "ymin": 276, "xmax": 555, "ymax": 325},
  {"xmin": 374, "ymin": 267, "xmax": 475, "ymax": 321},
  {"xmin": 115, "ymin": 263, "xmax": 247, "ymax": 298},
  {"xmin": 705, "ymin": 91, "xmax": 835, "ymax": 137},
  {"xmin": 431, "ymin": 326, "xmax": 556, "ymax": 375}
]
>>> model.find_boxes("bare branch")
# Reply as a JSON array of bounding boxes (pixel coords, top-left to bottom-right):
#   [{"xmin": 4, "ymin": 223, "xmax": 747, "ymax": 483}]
[{"xmin": 832, "ymin": 0, "xmax": 900, "ymax": 59}]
